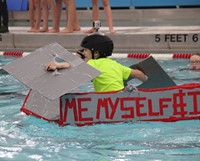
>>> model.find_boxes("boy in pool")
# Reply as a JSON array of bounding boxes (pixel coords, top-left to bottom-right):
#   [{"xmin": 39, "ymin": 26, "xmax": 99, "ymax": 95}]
[
  {"xmin": 45, "ymin": 34, "xmax": 147, "ymax": 92},
  {"xmin": 189, "ymin": 53, "xmax": 200, "ymax": 70}
]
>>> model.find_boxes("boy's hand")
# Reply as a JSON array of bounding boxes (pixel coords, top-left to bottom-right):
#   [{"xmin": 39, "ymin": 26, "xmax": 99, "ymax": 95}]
[
  {"xmin": 45, "ymin": 62, "xmax": 58, "ymax": 71},
  {"xmin": 45, "ymin": 62, "xmax": 71, "ymax": 71}
]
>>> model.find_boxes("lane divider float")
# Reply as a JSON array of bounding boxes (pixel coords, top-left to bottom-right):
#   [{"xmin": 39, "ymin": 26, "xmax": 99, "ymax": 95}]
[{"xmin": 0, "ymin": 51, "xmax": 192, "ymax": 59}]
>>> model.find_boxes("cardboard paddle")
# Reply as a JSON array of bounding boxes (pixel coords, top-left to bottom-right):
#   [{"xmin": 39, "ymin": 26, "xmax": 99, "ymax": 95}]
[
  {"xmin": 124, "ymin": 56, "xmax": 176, "ymax": 88},
  {"xmin": 3, "ymin": 43, "xmax": 101, "ymax": 100}
]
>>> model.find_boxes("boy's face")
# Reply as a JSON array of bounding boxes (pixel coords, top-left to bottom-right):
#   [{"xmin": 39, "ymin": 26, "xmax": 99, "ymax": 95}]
[
  {"xmin": 83, "ymin": 48, "xmax": 92, "ymax": 62},
  {"xmin": 190, "ymin": 55, "xmax": 200, "ymax": 70}
]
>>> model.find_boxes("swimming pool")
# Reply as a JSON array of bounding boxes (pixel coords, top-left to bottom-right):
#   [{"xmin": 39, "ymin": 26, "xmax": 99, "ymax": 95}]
[{"xmin": 0, "ymin": 56, "xmax": 200, "ymax": 161}]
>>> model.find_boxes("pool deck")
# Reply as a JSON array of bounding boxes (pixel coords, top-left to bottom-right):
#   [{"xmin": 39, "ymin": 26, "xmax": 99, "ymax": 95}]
[{"xmin": 1, "ymin": 8, "xmax": 200, "ymax": 53}]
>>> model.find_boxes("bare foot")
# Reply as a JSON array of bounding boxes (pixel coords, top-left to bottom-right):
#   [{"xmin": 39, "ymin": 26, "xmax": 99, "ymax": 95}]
[
  {"xmin": 27, "ymin": 28, "xmax": 35, "ymax": 32},
  {"xmin": 73, "ymin": 26, "xmax": 81, "ymax": 31},
  {"xmin": 48, "ymin": 28, "xmax": 60, "ymax": 33},
  {"xmin": 84, "ymin": 28, "xmax": 95, "ymax": 34},
  {"xmin": 40, "ymin": 28, "xmax": 49, "ymax": 32},
  {"xmin": 33, "ymin": 29, "xmax": 40, "ymax": 33},
  {"xmin": 109, "ymin": 29, "xmax": 116, "ymax": 35},
  {"xmin": 60, "ymin": 28, "xmax": 73, "ymax": 33},
  {"xmin": 28, "ymin": 28, "xmax": 40, "ymax": 33}
]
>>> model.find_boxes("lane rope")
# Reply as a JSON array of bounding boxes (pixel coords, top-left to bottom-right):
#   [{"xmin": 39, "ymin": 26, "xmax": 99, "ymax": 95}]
[{"xmin": 0, "ymin": 51, "xmax": 192, "ymax": 59}]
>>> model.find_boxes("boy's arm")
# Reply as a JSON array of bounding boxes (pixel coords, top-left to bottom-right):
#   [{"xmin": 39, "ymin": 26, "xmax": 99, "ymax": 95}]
[
  {"xmin": 45, "ymin": 62, "xmax": 70, "ymax": 71},
  {"xmin": 130, "ymin": 69, "xmax": 148, "ymax": 82}
]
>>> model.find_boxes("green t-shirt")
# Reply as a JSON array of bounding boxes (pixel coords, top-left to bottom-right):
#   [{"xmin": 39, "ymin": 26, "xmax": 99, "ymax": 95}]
[{"xmin": 87, "ymin": 58, "xmax": 131, "ymax": 92}]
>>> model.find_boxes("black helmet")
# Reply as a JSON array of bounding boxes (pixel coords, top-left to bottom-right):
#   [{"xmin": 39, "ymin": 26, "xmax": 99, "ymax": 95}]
[{"xmin": 80, "ymin": 34, "xmax": 114, "ymax": 58}]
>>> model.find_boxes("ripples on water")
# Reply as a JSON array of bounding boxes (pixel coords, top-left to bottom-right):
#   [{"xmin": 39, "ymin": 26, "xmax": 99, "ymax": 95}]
[{"xmin": 0, "ymin": 56, "xmax": 200, "ymax": 161}]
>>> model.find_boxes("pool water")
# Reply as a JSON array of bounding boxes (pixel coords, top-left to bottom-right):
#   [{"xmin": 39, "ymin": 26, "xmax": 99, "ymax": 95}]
[{"xmin": 0, "ymin": 56, "xmax": 200, "ymax": 161}]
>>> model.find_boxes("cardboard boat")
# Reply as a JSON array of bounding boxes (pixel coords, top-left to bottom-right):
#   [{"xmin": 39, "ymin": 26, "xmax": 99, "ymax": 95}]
[
  {"xmin": 3, "ymin": 43, "xmax": 200, "ymax": 126},
  {"xmin": 21, "ymin": 83, "xmax": 200, "ymax": 126}
]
